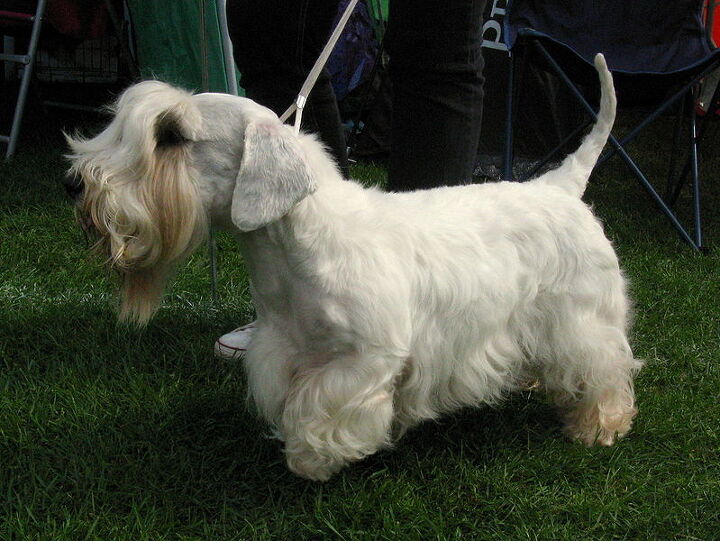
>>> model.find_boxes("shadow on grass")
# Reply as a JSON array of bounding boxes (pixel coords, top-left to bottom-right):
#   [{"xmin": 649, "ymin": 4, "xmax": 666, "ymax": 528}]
[{"xmin": 3, "ymin": 306, "xmax": 568, "ymax": 523}]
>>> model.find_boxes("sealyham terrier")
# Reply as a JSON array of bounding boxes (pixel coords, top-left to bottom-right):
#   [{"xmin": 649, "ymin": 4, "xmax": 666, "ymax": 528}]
[{"xmin": 65, "ymin": 54, "xmax": 642, "ymax": 481}]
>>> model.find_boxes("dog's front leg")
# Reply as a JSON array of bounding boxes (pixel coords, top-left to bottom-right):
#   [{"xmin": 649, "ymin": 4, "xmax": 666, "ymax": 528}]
[
  {"xmin": 280, "ymin": 353, "xmax": 402, "ymax": 481},
  {"xmin": 243, "ymin": 326, "xmax": 297, "ymax": 424}
]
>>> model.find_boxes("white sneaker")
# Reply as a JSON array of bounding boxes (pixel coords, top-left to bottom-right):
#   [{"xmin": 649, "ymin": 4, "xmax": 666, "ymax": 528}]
[{"xmin": 214, "ymin": 322, "xmax": 256, "ymax": 360}]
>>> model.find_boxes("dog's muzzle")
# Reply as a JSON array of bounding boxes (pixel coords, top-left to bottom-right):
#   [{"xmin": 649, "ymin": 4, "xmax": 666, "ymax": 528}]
[{"xmin": 62, "ymin": 172, "xmax": 84, "ymax": 201}]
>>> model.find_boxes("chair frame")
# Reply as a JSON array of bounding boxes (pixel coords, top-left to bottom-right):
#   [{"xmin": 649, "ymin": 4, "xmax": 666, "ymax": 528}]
[
  {"xmin": 0, "ymin": 0, "xmax": 47, "ymax": 160},
  {"xmin": 503, "ymin": 3, "xmax": 720, "ymax": 252}
]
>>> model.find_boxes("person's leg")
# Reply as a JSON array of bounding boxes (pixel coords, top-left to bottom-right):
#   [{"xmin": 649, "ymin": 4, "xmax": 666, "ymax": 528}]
[
  {"xmin": 227, "ymin": 0, "xmax": 349, "ymax": 177},
  {"xmin": 386, "ymin": 0, "xmax": 487, "ymax": 191}
]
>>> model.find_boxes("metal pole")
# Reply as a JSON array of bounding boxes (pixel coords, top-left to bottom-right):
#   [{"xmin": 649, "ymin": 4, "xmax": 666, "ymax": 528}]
[
  {"xmin": 503, "ymin": 51, "xmax": 515, "ymax": 181},
  {"xmin": 217, "ymin": 0, "xmax": 238, "ymax": 95},
  {"xmin": 688, "ymin": 89, "xmax": 703, "ymax": 249},
  {"xmin": 200, "ymin": 0, "xmax": 219, "ymax": 303},
  {"xmin": 5, "ymin": 0, "xmax": 47, "ymax": 159}
]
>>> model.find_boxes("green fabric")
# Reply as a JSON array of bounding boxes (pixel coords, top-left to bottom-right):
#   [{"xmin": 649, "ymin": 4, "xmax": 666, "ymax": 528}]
[
  {"xmin": 367, "ymin": 0, "xmax": 389, "ymax": 21},
  {"xmin": 126, "ymin": 0, "xmax": 240, "ymax": 93}
]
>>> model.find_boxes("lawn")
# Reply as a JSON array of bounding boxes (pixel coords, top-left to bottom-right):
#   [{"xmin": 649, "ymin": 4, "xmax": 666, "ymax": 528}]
[{"xmin": 1, "ymin": 106, "xmax": 719, "ymax": 540}]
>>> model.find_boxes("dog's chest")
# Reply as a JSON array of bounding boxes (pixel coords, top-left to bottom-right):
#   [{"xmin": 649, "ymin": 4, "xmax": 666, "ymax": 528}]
[{"xmin": 243, "ymin": 248, "xmax": 354, "ymax": 354}]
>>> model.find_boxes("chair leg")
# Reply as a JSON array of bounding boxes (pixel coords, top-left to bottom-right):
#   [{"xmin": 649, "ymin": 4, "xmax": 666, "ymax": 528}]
[
  {"xmin": 688, "ymin": 87, "xmax": 703, "ymax": 250},
  {"xmin": 503, "ymin": 51, "xmax": 516, "ymax": 181},
  {"xmin": 670, "ymin": 74, "xmax": 720, "ymax": 204},
  {"xmin": 664, "ymin": 97, "xmax": 686, "ymax": 202},
  {"xmin": 607, "ymin": 137, "xmax": 700, "ymax": 250}
]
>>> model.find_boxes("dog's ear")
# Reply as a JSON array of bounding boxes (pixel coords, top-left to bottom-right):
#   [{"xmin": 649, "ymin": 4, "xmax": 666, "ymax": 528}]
[{"xmin": 232, "ymin": 121, "xmax": 315, "ymax": 232}]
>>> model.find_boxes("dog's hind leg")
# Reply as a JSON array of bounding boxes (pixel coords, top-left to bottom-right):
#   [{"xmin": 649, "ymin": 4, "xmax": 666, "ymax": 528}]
[
  {"xmin": 280, "ymin": 353, "xmax": 402, "ymax": 481},
  {"xmin": 542, "ymin": 321, "xmax": 642, "ymax": 447}
]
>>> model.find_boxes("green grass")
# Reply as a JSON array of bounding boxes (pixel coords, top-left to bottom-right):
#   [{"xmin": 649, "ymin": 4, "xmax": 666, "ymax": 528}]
[{"xmin": 1, "ymin": 110, "xmax": 719, "ymax": 541}]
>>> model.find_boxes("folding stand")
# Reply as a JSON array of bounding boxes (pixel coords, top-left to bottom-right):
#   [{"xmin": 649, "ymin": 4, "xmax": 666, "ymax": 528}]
[
  {"xmin": 503, "ymin": 0, "xmax": 720, "ymax": 252},
  {"xmin": 0, "ymin": 0, "xmax": 46, "ymax": 160}
]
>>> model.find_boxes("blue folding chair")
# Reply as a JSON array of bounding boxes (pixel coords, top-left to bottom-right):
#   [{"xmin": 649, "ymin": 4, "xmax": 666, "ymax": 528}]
[{"xmin": 503, "ymin": 0, "xmax": 720, "ymax": 251}]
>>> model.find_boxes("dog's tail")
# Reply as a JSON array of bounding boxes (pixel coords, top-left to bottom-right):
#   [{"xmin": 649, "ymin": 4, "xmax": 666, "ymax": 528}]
[{"xmin": 532, "ymin": 53, "xmax": 616, "ymax": 198}]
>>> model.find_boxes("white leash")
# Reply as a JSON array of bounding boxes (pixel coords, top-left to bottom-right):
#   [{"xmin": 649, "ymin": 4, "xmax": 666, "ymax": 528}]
[{"xmin": 280, "ymin": 0, "xmax": 359, "ymax": 136}]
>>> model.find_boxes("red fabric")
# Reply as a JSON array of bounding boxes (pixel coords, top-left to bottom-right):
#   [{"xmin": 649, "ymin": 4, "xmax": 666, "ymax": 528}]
[
  {"xmin": 0, "ymin": 11, "xmax": 35, "ymax": 21},
  {"xmin": 0, "ymin": 0, "xmax": 113, "ymax": 39},
  {"xmin": 45, "ymin": 0, "xmax": 112, "ymax": 40},
  {"xmin": 705, "ymin": 0, "xmax": 720, "ymax": 46}
]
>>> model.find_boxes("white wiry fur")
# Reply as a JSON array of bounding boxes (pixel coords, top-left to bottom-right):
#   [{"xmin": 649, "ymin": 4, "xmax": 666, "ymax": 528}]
[{"xmin": 68, "ymin": 54, "xmax": 642, "ymax": 481}]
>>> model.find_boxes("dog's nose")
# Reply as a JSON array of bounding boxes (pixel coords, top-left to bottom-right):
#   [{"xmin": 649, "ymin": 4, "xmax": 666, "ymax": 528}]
[{"xmin": 62, "ymin": 172, "xmax": 84, "ymax": 200}]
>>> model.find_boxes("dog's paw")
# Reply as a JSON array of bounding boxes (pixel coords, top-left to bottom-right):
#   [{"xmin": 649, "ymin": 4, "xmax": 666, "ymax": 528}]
[
  {"xmin": 285, "ymin": 448, "xmax": 345, "ymax": 482},
  {"xmin": 563, "ymin": 401, "xmax": 636, "ymax": 447}
]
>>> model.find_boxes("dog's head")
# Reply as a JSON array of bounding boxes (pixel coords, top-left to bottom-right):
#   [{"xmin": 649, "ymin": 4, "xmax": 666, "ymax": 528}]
[{"xmin": 65, "ymin": 81, "xmax": 315, "ymax": 325}]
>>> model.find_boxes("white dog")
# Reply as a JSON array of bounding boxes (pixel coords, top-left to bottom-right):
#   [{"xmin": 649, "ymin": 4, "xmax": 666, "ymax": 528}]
[{"xmin": 66, "ymin": 54, "xmax": 642, "ymax": 481}]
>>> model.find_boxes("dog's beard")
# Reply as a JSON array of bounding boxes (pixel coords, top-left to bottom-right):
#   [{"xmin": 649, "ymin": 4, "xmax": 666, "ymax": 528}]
[
  {"xmin": 119, "ymin": 266, "xmax": 172, "ymax": 325},
  {"xmin": 74, "ymin": 204, "xmax": 171, "ymax": 326},
  {"xmin": 73, "ymin": 161, "xmax": 207, "ymax": 327}
]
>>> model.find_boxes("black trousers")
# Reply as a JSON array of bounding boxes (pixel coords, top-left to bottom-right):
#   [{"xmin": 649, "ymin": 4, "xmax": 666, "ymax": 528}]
[
  {"xmin": 386, "ymin": 0, "xmax": 487, "ymax": 191},
  {"xmin": 227, "ymin": 0, "xmax": 350, "ymax": 178},
  {"xmin": 226, "ymin": 0, "xmax": 486, "ymax": 191}
]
